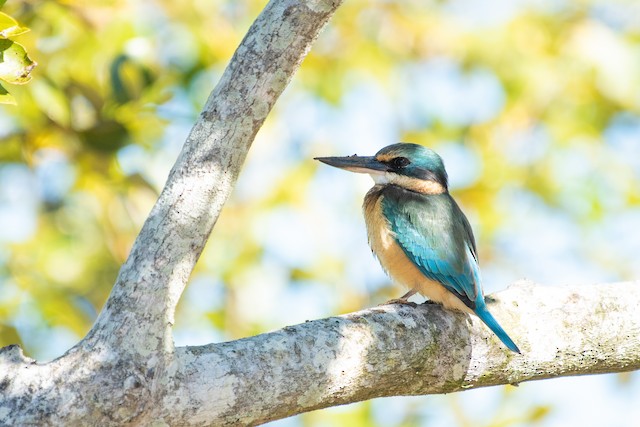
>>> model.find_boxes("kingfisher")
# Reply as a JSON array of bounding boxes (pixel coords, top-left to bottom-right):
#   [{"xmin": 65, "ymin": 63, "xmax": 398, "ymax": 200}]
[{"xmin": 315, "ymin": 143, "xmax": 520, "ymax": 353}]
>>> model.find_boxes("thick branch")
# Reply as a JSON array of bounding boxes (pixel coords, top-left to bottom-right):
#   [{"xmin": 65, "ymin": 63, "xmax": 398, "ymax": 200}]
[
  {"xmin": 2, "ymin": 281, "xmax": 639, "ymax": 425},
  {"xmin": 163, "ymin": 281, "xmax": 640, "ymax": 425},
  {"xmin": 87, "ymin": 0, "xmax": 343, "ymax": 353},
  {"xmin": 0, "ymin": 1, "xmax": 345, "ymax": 425}
]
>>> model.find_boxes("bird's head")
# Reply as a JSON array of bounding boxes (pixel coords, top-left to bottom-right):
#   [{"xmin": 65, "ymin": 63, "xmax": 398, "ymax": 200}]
[{"xmin": 315, "ymin": 143, "xmax": 448, "ymax": 194}]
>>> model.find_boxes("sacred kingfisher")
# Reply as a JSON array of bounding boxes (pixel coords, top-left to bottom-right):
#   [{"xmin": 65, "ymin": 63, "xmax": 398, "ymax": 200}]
[{"xmin": 315, "ymin": 143, "xmax": 520, "ymax": 353}]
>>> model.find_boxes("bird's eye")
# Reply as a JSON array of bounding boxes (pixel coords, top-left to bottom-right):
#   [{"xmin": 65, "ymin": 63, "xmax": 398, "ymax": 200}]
[{"xmin": 392, "ymin": 157, "xmax": 410, "ymax": 168}]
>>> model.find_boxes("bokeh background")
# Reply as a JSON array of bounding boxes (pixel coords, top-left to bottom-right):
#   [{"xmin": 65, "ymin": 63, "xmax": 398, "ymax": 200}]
[{"xmin": 1, "ymin": 0, "xmax": 640, "ymax": 425}]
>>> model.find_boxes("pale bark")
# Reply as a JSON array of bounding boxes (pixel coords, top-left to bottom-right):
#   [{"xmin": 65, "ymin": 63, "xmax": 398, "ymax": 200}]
[
  {"xmin": 2, "ymin": 281, "xmax": 640, "ymax": 425},
  {"xmin": 162, "ymin": 280, "xmax": 640, "ymax": 425},
  {"xmin": 1, "ymin": 0, "xmax": 639, "ymax": 425},
  {"xmin": 1, "ymin": 0, "xmax": 345, "ymax": 424}
]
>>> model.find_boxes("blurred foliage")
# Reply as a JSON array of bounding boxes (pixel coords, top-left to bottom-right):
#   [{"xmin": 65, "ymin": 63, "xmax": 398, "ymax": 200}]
[
  {"xmin": 0, "ymin": 1, "xmax": 36, "ymax": 104},
  {"xmin": 1, "ymin": 0, "xmax": 640, "ymax": 426}
]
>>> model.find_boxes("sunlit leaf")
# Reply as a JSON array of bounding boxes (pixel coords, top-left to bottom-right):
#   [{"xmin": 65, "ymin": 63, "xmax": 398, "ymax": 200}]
[
  {"xmin": 0, "ymin": 80, "xmax": 15, "ymax": 104},
  {"xmin": 0, "ymin": 12, "xmax": 29, "ymax": 38},
  {"xmin": 0, "ymin": 39, "xmax": 36, "ymax": 84}
]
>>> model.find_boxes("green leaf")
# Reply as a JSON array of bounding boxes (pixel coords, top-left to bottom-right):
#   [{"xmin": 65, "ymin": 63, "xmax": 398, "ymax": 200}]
[
  {"xmin": 0, "ymin": 1, "xmax": 7, "ymax": 9},
  {"xmin": 0, "ymin": 11, "xmax": 29, "ymax": 38},
  {"xmin": 0, "ymin": 81, "xmax": 15, "ymax": 104},
  {"xmin": 0, "ymin": 39, "xmax": 36, "ymax": 84}
]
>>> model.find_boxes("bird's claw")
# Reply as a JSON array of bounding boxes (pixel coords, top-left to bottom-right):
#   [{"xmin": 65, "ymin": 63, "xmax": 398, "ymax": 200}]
[{"xmin": 380, "ymin": 298, "xmax": 417, "ymax": 308}]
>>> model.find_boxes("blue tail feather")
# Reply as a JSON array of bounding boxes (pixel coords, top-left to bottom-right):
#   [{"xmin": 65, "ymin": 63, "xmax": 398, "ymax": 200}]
[{"xmin": 474, "ymin": 304, "xmax": 521, "ymax": 354}]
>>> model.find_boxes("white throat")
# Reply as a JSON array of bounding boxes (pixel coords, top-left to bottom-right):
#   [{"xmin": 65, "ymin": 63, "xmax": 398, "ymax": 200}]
[{"xmin": 369, "ymin": 171, "xmax": 446, "ymax": 195}]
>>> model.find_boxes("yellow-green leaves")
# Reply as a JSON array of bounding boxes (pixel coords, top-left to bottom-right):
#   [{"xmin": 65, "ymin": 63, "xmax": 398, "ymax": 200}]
[
  {"xmin": 0, "ymin": 10, "xmax": 35, "ymax": 104},
  {"xmin": 0, "ymin": 39, "xmax": 34, "ymax": 84},
  {"xmin": 0, "ymin": 11, "xmax": 29, "ymax": 38}
]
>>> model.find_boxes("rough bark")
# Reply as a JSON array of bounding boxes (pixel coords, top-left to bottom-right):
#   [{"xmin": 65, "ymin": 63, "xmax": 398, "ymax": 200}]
[
  {"xmin": 162, "ymin": 280, "xmax": 640, "ymax": 425},
  {"xmin": 87, "ymin": 0, "xmax": 343, "ymax": 354},
  {"xmin": 1, "ymin": 0, "xmax": 639, "ymax": 426},
  {"xmin": 0, "ymin": 0, "xmax": 345, "ymax": 425},
  {"xmin": 2, "ymin": 281, "xmax": 640, "ymax": 425}
]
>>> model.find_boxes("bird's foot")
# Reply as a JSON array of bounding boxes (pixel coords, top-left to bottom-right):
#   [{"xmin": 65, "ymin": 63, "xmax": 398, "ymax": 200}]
[{"xmin": 379, "ymin": 298, "xmax": 417, "ymax": 308}]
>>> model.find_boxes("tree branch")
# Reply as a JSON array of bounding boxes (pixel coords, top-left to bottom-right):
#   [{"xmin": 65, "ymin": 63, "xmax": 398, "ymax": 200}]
[
  {"xmin": 5, "ymin": 281, "xmax": 634, "ymax": 425},
  {"xmin": 87, "ymin": 0, "xmax": 344, "ymax": 353},
  {"xmin": 0, "ymin": 0, "xmax": 345, "ymax": 424},
  {"xmin": 157, "ymin": 280, "xmax": 640, "ymax": 425},
  {"xmin": 2, "ymin": 267, "xmax": 639, "ymax": 424}
]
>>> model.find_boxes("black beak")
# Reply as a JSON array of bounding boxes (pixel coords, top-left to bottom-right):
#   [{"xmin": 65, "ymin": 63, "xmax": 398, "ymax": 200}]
[{"xmin": 314, "ymin": 155, "xmax": 390, "ymax": 174}]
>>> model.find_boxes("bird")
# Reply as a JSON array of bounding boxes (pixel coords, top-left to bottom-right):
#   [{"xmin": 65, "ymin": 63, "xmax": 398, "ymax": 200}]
[{"xmin": 315, "ymin": 142, "xmax": 520, "ymax": 353}]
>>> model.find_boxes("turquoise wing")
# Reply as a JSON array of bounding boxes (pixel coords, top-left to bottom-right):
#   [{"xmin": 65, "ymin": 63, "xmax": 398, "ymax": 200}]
[{"xmin": 381, "ymin": 188, "xmax": 481, "ymax": 308}]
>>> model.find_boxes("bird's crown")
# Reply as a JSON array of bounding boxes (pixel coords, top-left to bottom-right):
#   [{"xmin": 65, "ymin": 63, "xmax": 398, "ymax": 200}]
[{"xmin": 374, "ymin": 143, "xmax": 448, "ymax": 189}]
